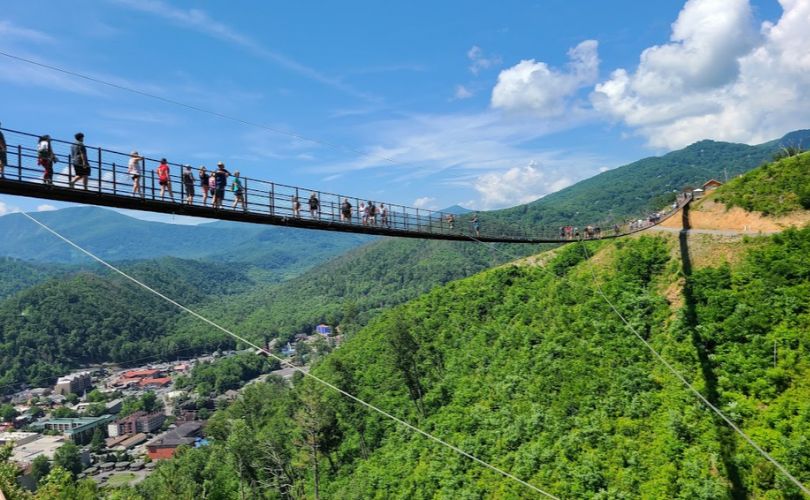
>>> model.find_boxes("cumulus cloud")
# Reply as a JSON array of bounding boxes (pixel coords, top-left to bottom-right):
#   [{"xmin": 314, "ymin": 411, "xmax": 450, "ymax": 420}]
[
  {"xmin": 473, "ymin": 162, "xmax": 573, "ymax": 209},
  {"xmin": 37, "ymin": 204, "xmax": 57, "ymax": 212},
  {"xmin": 468, "ymin": 46, "xmax": 502, "ymax": 75},
  {"xmin": 491, "ymin": 40, "xmax": 599, "ymax": 117},
  {"xmin": 413, "ymin": 196, "xmax": 437, "ymax": 209},
  {"xmin": 592, "ymin": 0, "xmax": 810, "ymax": 148}
]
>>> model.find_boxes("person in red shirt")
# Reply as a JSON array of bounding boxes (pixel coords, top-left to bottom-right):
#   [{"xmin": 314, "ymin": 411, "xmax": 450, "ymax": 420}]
[{"xmin": 157, "ymin": 158, "xmax": 175, "ymax": 202}]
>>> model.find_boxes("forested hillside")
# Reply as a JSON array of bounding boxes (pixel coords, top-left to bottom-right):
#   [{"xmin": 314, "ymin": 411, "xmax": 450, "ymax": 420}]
[
  {"xmin": 491, "ymin": 129, "xmax": 810, "ymax": 229},
  {"xmin": 0, "ymin": 257, "xmax": 250, "ymax": 391},
  {"xmin": 122, "ymin": 224, "xmax": 810, "ymax": 499},
  {"xmin": 0, "ymin": 206, "xmax": 372, "ymax": 269}
]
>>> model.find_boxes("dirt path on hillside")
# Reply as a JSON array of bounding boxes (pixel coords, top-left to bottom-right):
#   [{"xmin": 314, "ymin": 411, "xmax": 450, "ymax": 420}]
[{"xmin": 658, "ymin": 194, "xmax": 810, "ymax": 232}]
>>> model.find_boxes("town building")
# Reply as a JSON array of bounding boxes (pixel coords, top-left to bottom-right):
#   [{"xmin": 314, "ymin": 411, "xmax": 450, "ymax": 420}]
[
  {"xmin": 9, "ymin": 435, "xmax": 90, "ymax": 467},
  {"xmin": 146, "ymin": 421, "xmax": 203, "ymax": 460},
  {"xmin": 123, "ymin": 369, "xmax": 163, "ymax": 379},
  {"xmin": 54, "ymin": 371, "xmax": 92, "ymax": 396},
  {"xmin": 0, "ymin": 432, "xmax": 39, "ymax": 447},
  {"xmin": 138, "ymin": 377, "xmax": 172, "ymax": 389},
  {"xmin": 703, "ymin": 179, "xmax": 723, "ymax": 191},
  {"xmin": 107, "ymin": 411, "xmax": 166, "ymax": 437},
  {"xmin": 316, "ymin": 324, "xmax": 333, "ymax": 336},
  {"xmin": 34, "ymin": 415, "xmax": 115, "ymax": 444}
]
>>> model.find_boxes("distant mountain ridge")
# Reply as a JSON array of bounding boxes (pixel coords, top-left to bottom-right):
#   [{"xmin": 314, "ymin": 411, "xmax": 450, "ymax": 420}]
[
  {"xmin": 490, "ymin": 129, "xmax": 810, "ymax": 229},
  {"xmin": 0, "ymin": 206, "xmax": 373, "ymax": 268}
]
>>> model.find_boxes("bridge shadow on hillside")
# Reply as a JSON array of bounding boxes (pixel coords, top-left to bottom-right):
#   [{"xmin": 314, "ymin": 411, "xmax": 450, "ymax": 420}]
[{"xmin": 679, "ymin": 203, "xmax": 746, "ymax": 499}]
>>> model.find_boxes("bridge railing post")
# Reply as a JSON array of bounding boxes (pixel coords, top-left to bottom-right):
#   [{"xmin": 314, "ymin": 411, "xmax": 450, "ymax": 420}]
[
  {"xmin": 17, "ymin": 144, "xmax": 22, "ymax": 181},
  {"xmin": 269, "ymin": 183, "xmax": 275, "ymax": 215},
  {"xmin": 97, "ymin": 147, "xmax": 102, "ymax": 193},
  {"xmin": 243, "ymin": 178, "xmax": 248, "ymax": 211},
  {"xmin": 112, "ymin": 162, "xmax": 117, "ymax": 195},
  {"xmin": 150, "ymin": 167, "xmax": 155, "ymax": 201}
]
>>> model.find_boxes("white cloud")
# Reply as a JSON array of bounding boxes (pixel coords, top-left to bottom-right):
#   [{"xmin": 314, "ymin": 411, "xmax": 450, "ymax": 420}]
[
  {"xmin": 592, "ymin": 0, "xmax": 810, "ymax": 148},
  {"xmin": 36, "ymin": 204, "xmax": 57, "ymax": 212},
  {"xmin": 0, "ymin": 201, "xmax": 20, "ymax": 216},
  {"xmin": 454, "ymin": 85, "xmax": 474, "ymax": 100},
  {"xmin": 491, "ymin": 40, "xmax": 599, "ymax": 117},
  {"xmin": 0, "ymin": 20, "xmax": 54, "ymax": 44},
  {"xmin": 413, "ymin": 196, "xmax": 437, "ymax": 209},
  {"xmin": 111, "ymin": 0, "xmax": 377, "ymax": 102},
  {"xmin": 472, "ymin": 163, "xmax": 573, "ymax": 209},
  {"xmin": 468, "ymin": 46, "xmax": 502, "ymax": 75}
]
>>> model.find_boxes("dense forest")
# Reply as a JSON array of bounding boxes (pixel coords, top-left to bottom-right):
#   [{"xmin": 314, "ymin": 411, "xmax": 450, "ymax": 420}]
[
  {"xmin": 57, "ymin": 226, "xmax": 805, "ymax": 499},
  {"xmin": 2, "ymin": 135, "xmax": 810, "ymax": 498},
  {"xmin": 0, "ymin": 257, "xmax": 254, "ymax": 391}
]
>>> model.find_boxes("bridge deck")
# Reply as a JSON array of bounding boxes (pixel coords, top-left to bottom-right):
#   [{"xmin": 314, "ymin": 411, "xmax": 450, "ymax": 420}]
[{"xmin": 0, "ymin": 127, "xmax": 686, "ymax": 243}]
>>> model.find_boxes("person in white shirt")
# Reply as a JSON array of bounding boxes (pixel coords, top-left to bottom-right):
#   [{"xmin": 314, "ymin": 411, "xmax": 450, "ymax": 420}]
[{"xmin": 127, "ymin": 151, "xmax": 143, "ymax": 195}]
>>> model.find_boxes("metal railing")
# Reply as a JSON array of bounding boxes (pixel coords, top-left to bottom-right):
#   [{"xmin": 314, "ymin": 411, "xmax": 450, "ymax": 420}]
[{"xmin": 0, "ymin": 127, "xmax": 689, "ymax": 243}]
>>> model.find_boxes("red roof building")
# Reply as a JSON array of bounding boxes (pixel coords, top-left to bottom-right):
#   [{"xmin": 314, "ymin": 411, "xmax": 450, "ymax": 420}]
[
  {"xmin": 123, "ymin": 369, "xmax": 162, "ymax": 379},
  {"xmin": 138, "ymin": 377, "xmax": 172, "ymax": 389}
]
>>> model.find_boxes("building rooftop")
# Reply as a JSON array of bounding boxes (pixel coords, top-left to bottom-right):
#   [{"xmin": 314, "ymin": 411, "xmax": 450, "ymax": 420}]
[
  {"xmin": 10, "ymin": 435, "xmax": 66, "ymax": 464},
  {"xmin": 0, "ymin": 432, "xmax": 39, "ymax": 446},
  {"xmin": 123, "ymin": 369, "xmax": 161, "ymax": 379},
  {"xmin": 55, "ymin": 371, "xmax": 91, "ymax": 385},
  {"xmin": 139, "ymin": 377, "xmax": 172, "ymax": 387}
]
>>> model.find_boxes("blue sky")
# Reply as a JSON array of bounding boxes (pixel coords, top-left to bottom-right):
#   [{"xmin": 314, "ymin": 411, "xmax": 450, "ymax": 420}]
[{"xmin": 2, "ymin": 0, "xmax": 807, "ymax": 222}]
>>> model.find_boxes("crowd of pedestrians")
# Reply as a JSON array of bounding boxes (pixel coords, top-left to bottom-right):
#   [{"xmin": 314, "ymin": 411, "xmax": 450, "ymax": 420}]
[{"xmin": 6, "ymin": 127, "xmax": 694, "ymax": 243}]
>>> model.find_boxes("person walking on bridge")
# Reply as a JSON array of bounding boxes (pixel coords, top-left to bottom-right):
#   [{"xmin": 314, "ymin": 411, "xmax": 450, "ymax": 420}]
[
  {"xmin": 128, "ymin": 151, "xmax": 143, "ymax": 196},
  {"xmin": 231, "ymin": 170, "xmax": 245, "ymax": 210},
  {"xmin": 292, "ymin": 195, "xmax": 301, "ymax": 217},
  {"xmin": 70, "ymin": 132, "xmax": 90, "ymax": 190},
  {"xmin": 213, "ymin": 161, "xmax": 230, "ymax": 209},
  {"xmin": 308, "ymin": 192, "xmax": 320, "ymax": 219},
  {"xmin": 157, "ymin": 158, "xmax": 175, "ymax": 202},
  {"xmin": 199, "ymin": 166, "xmax": 210, "ymax": 206},
  {"xmin": 182, "ymin": 165, "xmax": 195, "ymax": 205},
  {"xmin": 341, "ymin": 198, "xmax": 352, "ymax": 222},
  {"xmin": 37, "ymin": 135, "xmax": 57, "ymax": 185},
  {"xmin": 380, "ymin": 203, "xmax": 389, "ymax": 228},
  {"xmin": 470, "ymin": 213, "xmax": 480, "ymax": 237}
]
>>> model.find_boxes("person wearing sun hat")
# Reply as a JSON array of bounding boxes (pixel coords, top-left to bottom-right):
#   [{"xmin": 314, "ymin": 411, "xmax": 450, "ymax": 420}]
[
  {"xmin": 212, "ymin": 161, "xmax": 230, "ymax": 209},
  {"xmin": 127, "ymin": 150, "xmax": 143, "ymax": 195}
]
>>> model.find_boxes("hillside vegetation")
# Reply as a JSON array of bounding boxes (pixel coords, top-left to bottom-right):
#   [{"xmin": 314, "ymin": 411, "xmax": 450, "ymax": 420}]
[
  {"xmin": 181, "ymin": 132, "xmax": 810, "ymax": 341},
  {"xmin": 0, "ymin": 257, "xmax": 250, "ymax": 391},
  {"xmin": 121, "ymin": 225, "xmax": 810, "ymax": 499},
  {"xmin": 715, "ymin": 151, "xmax": 810, "ymax": 216}
]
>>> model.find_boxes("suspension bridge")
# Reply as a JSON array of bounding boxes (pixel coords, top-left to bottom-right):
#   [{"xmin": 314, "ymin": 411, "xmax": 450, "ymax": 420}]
[{"xmin": 0, "ymin": 127, "xmax": 688, "ymax": 243}]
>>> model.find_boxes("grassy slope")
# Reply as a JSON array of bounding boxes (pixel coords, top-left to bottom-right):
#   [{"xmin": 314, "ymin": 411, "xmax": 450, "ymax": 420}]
[{"xmin": 715, "ymin": 151, "xmax": 810, "ymax": 216}]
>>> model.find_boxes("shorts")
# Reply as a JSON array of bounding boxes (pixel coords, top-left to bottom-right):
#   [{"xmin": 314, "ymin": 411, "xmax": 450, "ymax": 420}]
[
  {"xmin": 185, "ymin": 184, "xmax": 195, "ymax": 196},
  {"xmin": 215, "ymin": 188, "xmax": 225, "ymax": 199},
  {"xmin": 234, "ymin": 190, "xmax": 243, "ymax": 198},
  {"xmin": 131, "ymin": 174, "xmax": 140, "ymax": 181},
  {"xmin": 159, "ymin": 179, "xmax": 168, "ymax": 186},
  {"xmin": 75, "ymin": 164, "xmax": 90, "ymax": 176},
  {"xmin": 0, "ymin": 151, "xmax": 6, "ymax": 167}
]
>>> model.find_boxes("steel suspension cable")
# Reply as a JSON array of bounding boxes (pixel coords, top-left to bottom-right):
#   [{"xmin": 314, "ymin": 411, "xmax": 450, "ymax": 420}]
[{"xmin": 19, "ymin": 211, "xmax": 559, "ymax": 499}]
